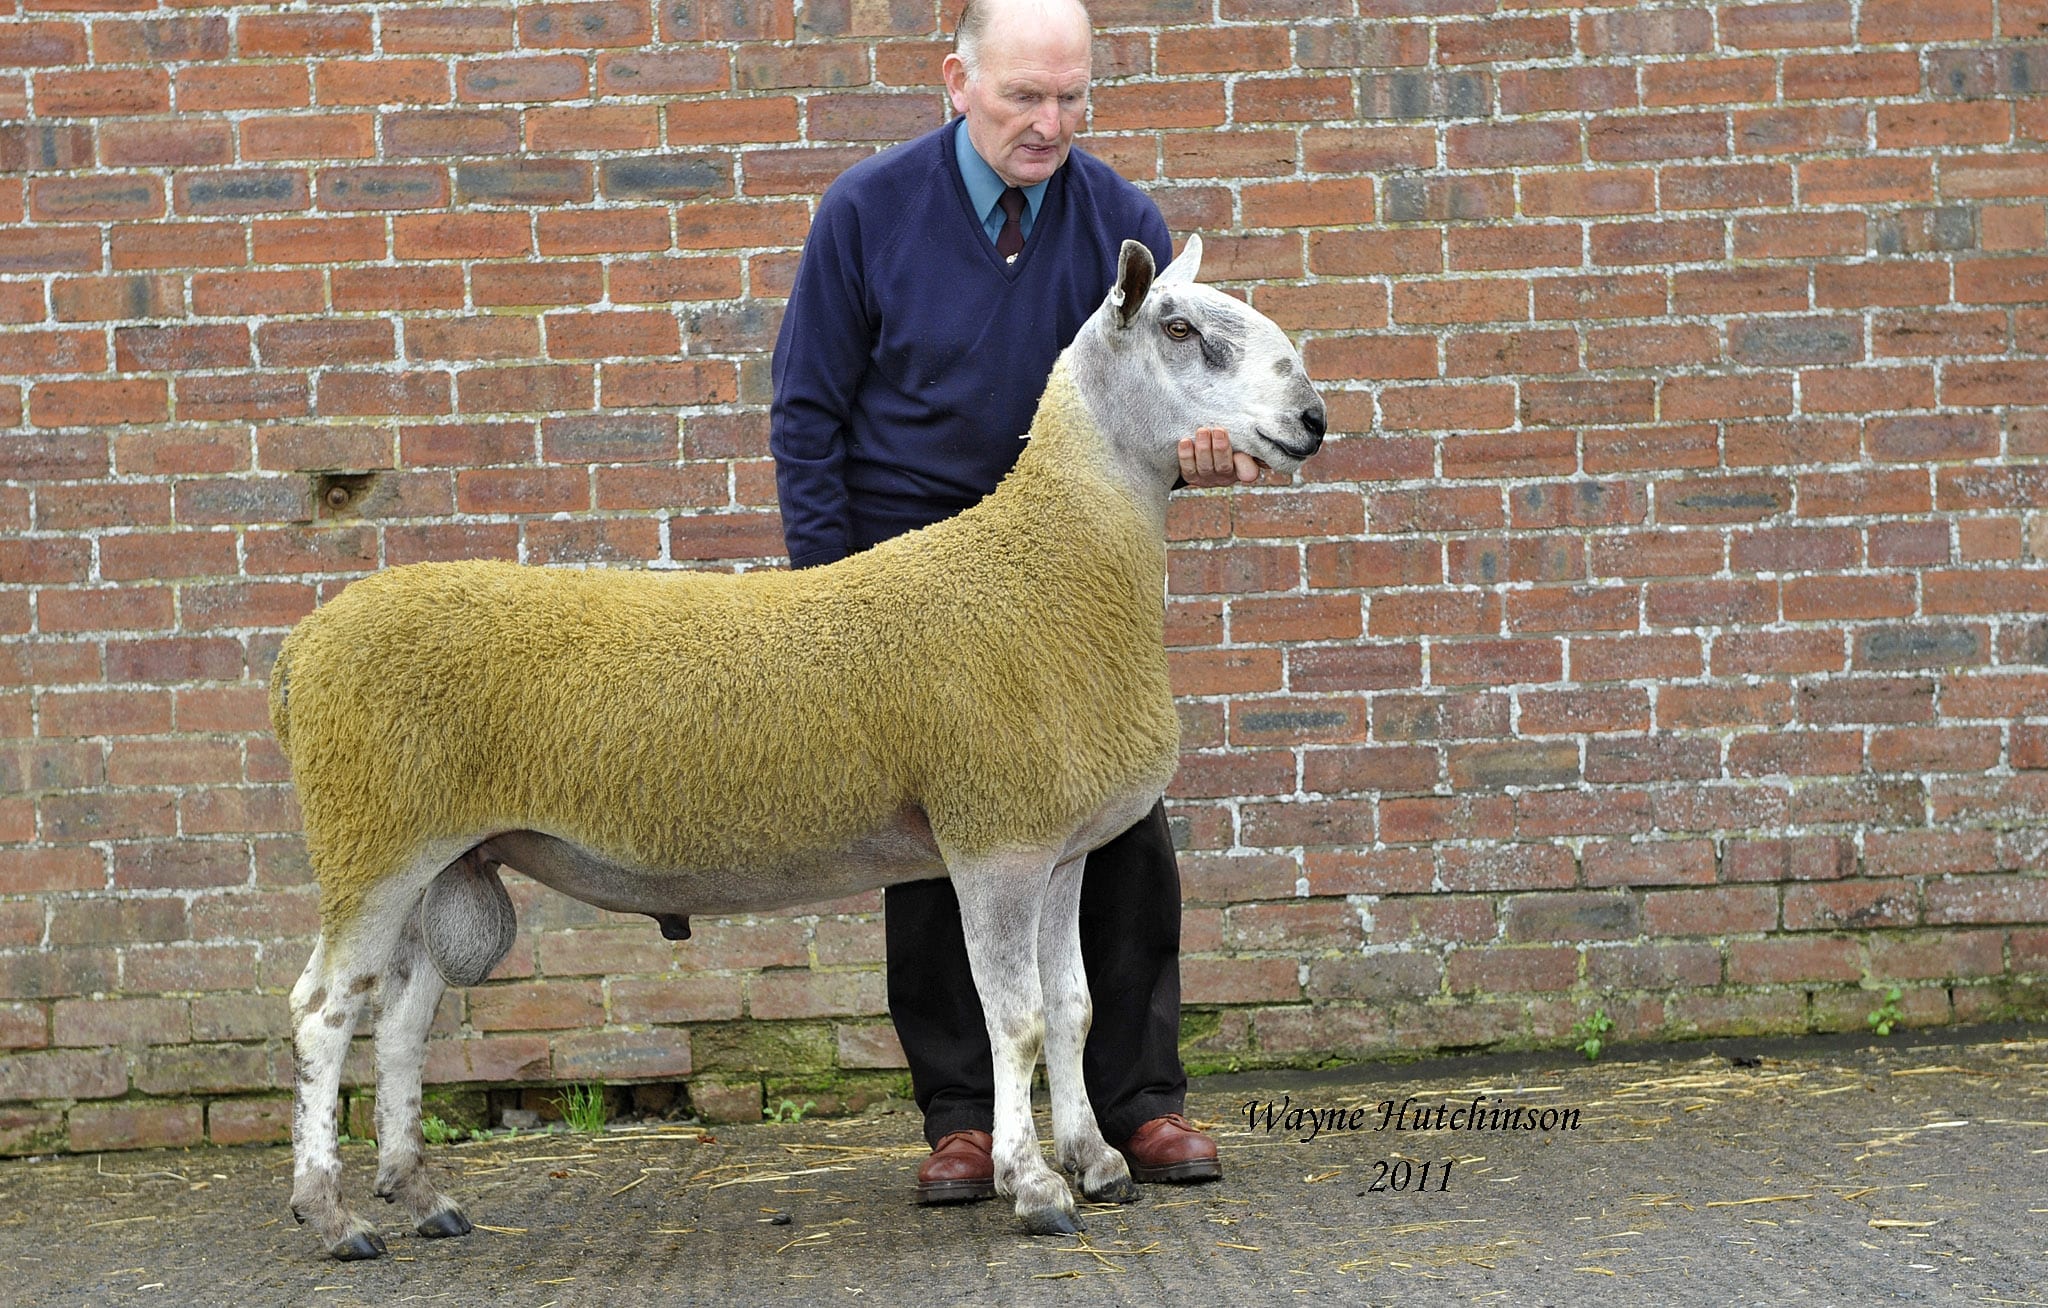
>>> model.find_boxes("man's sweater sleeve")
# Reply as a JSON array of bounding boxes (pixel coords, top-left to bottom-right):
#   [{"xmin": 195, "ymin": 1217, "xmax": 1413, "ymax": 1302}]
[{"xmin": 770, "ymin": 193, "xmax": 872, "ymax": 570}]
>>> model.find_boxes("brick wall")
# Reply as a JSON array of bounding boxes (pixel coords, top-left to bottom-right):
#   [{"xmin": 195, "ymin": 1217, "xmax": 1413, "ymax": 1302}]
[{"xmin": 4, "ymin": 0, "xmax": 2048, "ymax": 1153}]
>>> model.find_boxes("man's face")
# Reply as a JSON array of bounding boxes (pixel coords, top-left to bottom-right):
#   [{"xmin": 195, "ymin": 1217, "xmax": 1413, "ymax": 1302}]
[{"xmin": 943, "ymin": 12, "xmax": 1091, "ymax": 189}]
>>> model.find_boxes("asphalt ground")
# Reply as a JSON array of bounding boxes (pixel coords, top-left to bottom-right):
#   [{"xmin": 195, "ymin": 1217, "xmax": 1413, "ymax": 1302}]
[{"xmin": 2, "ymin": 1026, "xmax": 2043, "ymax": 1307}]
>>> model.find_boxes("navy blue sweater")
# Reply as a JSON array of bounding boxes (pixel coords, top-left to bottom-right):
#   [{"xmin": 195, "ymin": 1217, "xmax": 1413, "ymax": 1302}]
[{"xmin": 770, "ymin": 117, "xmax": 1173, "ymax": 569}]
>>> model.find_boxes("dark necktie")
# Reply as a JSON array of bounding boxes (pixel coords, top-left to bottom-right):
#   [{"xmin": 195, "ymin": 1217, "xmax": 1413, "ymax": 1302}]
[{"xmin": 995, "ymin": 186, "xmax": 1026, "ymax": 261}]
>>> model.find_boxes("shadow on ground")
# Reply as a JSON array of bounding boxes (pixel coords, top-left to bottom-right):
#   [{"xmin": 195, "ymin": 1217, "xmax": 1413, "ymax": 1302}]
[{"xmin": 2, "ymin": 1026, "xmax": 2044, "ymax": 1306}]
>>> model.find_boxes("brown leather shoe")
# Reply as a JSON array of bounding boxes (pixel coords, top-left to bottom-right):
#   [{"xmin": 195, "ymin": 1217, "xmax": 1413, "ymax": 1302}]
[
  {"xmin": 1119, "ymin": 1113, "xmax": 1222, "ymax": 1184},
  {"xmin": 915, "ymin": 1129, "xmax": 995, "ymax": 1205}
]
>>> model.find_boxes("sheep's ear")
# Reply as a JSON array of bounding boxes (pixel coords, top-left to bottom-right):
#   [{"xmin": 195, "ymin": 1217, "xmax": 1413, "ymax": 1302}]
[
  {"xmin": 1155, "ymin": 233, "xmax": 1203, "ymax": 287},
  {"xmin": 1110, "ymin": 239, "xmax": 1154, "ymax": 328}
]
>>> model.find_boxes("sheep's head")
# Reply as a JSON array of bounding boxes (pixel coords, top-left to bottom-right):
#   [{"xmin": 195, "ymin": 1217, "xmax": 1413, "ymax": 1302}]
[{"xmin": 1085, "ymin": 235, "xmax": 1326, "ymax": 482}]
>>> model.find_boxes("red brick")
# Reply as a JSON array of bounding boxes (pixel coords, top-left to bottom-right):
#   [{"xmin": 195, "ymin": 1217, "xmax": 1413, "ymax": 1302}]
[
  {"xmin": 1505, "ymin": 586, "xmax": 1640, "ymax": 634},
  {"xmin": 1240, "ymin": 178, "xmax": 1376, "ymax": 231},
  {"xmin": 174, "ymin": 63, "xmax": 312, "ymax": 116},
  {"xmin": 747, "ymin": 969, "xmax": 884, "ymax": 1019},
  {"xmin": 69, "ymin": 1101, "xmax": 204, "ymax": 1152},
  {"xmin": 52, "ymin": 996, "xmax": 190, "ymax": 1048},
  {"xmin": 380, "ymin": 8, "xmax": 512, "ymax": 55},
  {"xmin": 1298, "ymin": 126, "xmax": 1432, "ymax": 174},
  {"xmin": 308, "ymin": 54, "xmax": 444, "ymax": 106},
  {"xmin": 1800, "ymin": 157, "xmax": 1935, "ymax": 206},
  {"xmin": 1380, "ymin": 384, "xmax": 1519, "ymax": 434},
  {"xmin": 1592, "ymin": 220, "xmax": 1723, "ymax": 271},
  {"xmin": 207, "ymin": 1096, "xmax": 293, "ymax": 1146},
  {"xmin": 1493, "ymin": 62, "xmax": 1632, "ymax": 117},
  {"xmin": 1444, "ymin": 327, "xmax": 1578, "ymax": 377},
  {"xmin": 601, "ymin": 360, "xmax": 738, "ymax": 408},
  {"xmin": 742, "ymin": 144, "xmax": 878, "ymax": 195},
  {"xmin": 0, "ymin": 846, "xmax": 104, "ymax": 894},
  {"xmin": 1727, "ymin": 937, "xmax": 1863, "ymax": 985},
  {"xmin": 1879, "ymin": 101, "xmax": 2012, "ymax": 151},
  {"xmin": 1226, "ymin": 899, "xmax": 1364, "ymax": 951},
  {"xmin": 37, "ymin": 66, "xmax": 170, "ymax": 117},
  {"xmin": 1309, "ymin": 228, "xmax": 1441, "ymax": 276},
  {"xmin": 1871, "ymin": 929, "xmax": 2005, "ymax": 981},
  {"xmin": 1942, "ymin": 153, "xmax": 2048, "ymax": 200},
  {"xmin": 28, "ymin": 377, "xmax": 168, "ymax": 428},
  {"xmin": 1525, "ymin": 279, "xmax": 1657, "ymax": 333},
  {"xmin": 238, "ymin": 113, "xmax": 376, "ymax": 163},
  {"xmin": 1647, "ymin": 59, "xmax": 1777, "ymax": 109},
  {"xmin": 469, "ymin": 980, "xmax": 604, "ymax": 1031},
  {"xmin": 1447, "ymin": 120, "xmax": 1580, "ymax": 172},
  {"xmin": 1733, "ymin": 212, "xmax": 1862, "ymax": 261},
  {"xmin": 1782, "ymin": 51, "xmax": 1920, "ymax": 100},
  {"xmin": 1429, "ymin": 12, "xmax": 1566, "ymax": 61}
]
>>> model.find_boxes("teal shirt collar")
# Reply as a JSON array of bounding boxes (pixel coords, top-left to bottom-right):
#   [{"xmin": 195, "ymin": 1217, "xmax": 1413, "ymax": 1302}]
[{"xmin": 954, "ymin": 120, "xmax": 1048, "ymax": 247}]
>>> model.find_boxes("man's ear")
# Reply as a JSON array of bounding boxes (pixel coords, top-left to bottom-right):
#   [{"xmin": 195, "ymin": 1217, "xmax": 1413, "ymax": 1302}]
[
  {"xmin": 941, "ymin": 53, "xmax": 970, "ymax": 114},
  {"xmin": 1154, "ymin": 233, "xmax": 1203, "ymax": 287},
  {"xmin": 1110, "ymin": 239, "xmax": 1154, "ymax": 328}
]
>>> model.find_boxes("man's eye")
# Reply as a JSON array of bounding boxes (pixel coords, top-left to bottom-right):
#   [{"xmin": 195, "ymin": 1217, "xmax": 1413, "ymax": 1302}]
[{"xmin": 1164, "ymin": 320, "xmax": 1193, "ymax": 340}]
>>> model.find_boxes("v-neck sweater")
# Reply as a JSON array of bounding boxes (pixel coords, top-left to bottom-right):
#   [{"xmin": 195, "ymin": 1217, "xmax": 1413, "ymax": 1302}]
[{"xmin": 770, "ymin": 115, "xmax": 1173, "ymax": 569}]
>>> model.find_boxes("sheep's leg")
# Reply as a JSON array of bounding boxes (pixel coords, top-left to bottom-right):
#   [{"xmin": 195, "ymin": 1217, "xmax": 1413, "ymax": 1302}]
[
  {"xmin": 1037, "ymin": 853, "xmax": 1135, "ymax": 1204},
  {"xmin": 950, "ymin": 853, "xmax": 1077, "ymax": 1235},
  {"xmin": 289, "ymin": 933, "xmax": 389, "ymax": 1260},
  {"xmin": 371, "ymin": 911, "xmax": 472, "ymax": 1239}
]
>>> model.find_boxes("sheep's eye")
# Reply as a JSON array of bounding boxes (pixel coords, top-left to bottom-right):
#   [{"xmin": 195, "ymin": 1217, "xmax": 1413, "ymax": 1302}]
[{"xmin": 1163, "ymin": 319, "xmax": 1193, "ymax": 340}]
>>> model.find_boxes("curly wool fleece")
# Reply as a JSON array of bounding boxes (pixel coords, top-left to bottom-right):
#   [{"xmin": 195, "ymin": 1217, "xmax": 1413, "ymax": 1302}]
[{"xmin": 269, "ymin": 361, "xmax": 1181, "ymax": 930}]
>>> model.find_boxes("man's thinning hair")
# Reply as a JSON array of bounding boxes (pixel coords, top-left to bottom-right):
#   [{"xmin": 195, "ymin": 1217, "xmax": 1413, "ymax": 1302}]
[{"xmin": 954, "ymin": 0, "xmax": 1092, "ymax": 80}]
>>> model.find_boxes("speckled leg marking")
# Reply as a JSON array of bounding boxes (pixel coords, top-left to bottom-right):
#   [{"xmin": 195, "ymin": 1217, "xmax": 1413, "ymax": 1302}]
[
  {"xmin": 289, "ymin": 936, "xmax": 388, "ymax": 1260},
  {"xmin": 372, "ymin": 914, "xmax": 471, "ymax": 1239},
  {"xmin": 1038, "ymin": 854, "xmax": 1134, "ymax": 1205},
  {"xmin": 290, "ymin": 849, "xmax": 469, "ymax": 1261},
  {"xmin": 952, "ymin": 854, "xmax": 1078, "ymax": 1236}
]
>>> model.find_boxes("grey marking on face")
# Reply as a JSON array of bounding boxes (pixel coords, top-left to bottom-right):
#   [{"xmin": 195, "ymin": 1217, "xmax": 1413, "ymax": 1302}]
[{"xmin": 1198, "ymin": 330, "xmax": 1239, "ymax": 369}]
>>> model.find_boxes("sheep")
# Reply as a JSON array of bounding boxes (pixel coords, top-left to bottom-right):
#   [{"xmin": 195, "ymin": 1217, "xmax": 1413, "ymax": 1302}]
[{"xmin": 269, "ymin": 234, "xmax": 1327, "ymax": 1259}]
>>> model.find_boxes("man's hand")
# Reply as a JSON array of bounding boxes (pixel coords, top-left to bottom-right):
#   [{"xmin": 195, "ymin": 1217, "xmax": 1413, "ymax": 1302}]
[{"xmin": 1177, "ymin": 426, "xmax": 1261, "ymax": 487}]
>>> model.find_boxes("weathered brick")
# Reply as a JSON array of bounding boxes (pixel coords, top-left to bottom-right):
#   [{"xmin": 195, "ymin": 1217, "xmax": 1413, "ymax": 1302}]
[
  {"xmin": 1785, "ymin": 880, "xmax": 1919, "ymax": 931},
  {"xmin": 68, "ymin": 1101, "xmax": 204, "ymax": 1152},
  {"xmin": 1504, "ymin": 892, "xmax": 1639, "ymax": 943},
  {"xmin": 0, "ymin": 1048, "xmax": 125, "ymax": 1100},
  {"xmin": 551, "ymin": 1027, "xmax": 691, "ymax": 1080}
]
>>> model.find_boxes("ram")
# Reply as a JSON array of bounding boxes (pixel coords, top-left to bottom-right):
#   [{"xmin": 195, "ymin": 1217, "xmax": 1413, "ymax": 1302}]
[{"xmin": 270, "ymin": 236, "xmax": 1326, "ymax": 1258}]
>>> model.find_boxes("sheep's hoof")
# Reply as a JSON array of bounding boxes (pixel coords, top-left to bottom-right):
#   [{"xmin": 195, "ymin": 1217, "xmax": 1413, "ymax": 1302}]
[
  {"xmin": 329, "ymin": 1229, "xmax": 388, "ymax": 1261},
  {"xmin": 1083, "ymin": 1174, "xmax": 1139, "ymax": 1205},
  {"xmin": 418, "ymin": 1207, "xmax": 473, "ymax": 1239},
  {"xmin": 1022, "ymin": 1208, "xmax": 1083, "ymax": 1236}
]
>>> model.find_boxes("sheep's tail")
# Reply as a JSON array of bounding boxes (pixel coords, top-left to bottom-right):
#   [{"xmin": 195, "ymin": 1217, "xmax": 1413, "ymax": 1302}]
[{"xmin": 267, "ymin": 634, "xmax": 296, "ymax": 760}]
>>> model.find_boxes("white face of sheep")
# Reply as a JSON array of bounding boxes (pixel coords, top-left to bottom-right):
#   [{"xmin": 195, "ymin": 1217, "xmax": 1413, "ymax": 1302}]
[{"xmin": 1085, "ymin": 235, "xmax": 1327, "ymax": 482}]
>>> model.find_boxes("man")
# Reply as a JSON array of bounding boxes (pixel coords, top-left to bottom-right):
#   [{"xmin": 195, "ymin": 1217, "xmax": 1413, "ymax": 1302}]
[{"xmin": 769, "ymin": 0, "xmax": 1254, "ymax": 1204}]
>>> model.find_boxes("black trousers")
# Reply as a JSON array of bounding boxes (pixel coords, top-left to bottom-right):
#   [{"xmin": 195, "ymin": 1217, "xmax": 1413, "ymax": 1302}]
[{"xmin": 885, "ymin": 800, "xmax": 1188, "ymax": 1148}]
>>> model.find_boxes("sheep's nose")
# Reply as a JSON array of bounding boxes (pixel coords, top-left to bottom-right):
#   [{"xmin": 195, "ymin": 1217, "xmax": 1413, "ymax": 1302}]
[{"xmin": 1300, "ymin": 404, "xmax": 1327, "ymax": 447}]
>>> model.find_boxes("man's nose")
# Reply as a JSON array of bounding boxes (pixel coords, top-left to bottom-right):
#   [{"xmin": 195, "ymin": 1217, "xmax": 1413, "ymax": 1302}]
[{"xmin": 1034, "ymin": 99, "xmax": 1062, "ymax": 137}]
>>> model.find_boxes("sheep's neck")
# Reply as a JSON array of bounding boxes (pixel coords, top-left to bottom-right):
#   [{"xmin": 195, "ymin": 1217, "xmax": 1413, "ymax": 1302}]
[
  {"xmin": 1013, "ymin": 360, "xmax": 1172, "ymax": 544},
  {"xmin": 936, "ymin": 361, "xmax": 1170, "ymax": 645}
]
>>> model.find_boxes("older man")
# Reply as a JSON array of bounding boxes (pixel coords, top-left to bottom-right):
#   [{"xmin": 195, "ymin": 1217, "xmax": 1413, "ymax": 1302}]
[{"xmin": 770, "ymin": 0, "xmax": 1248, "ymax": 1204}]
